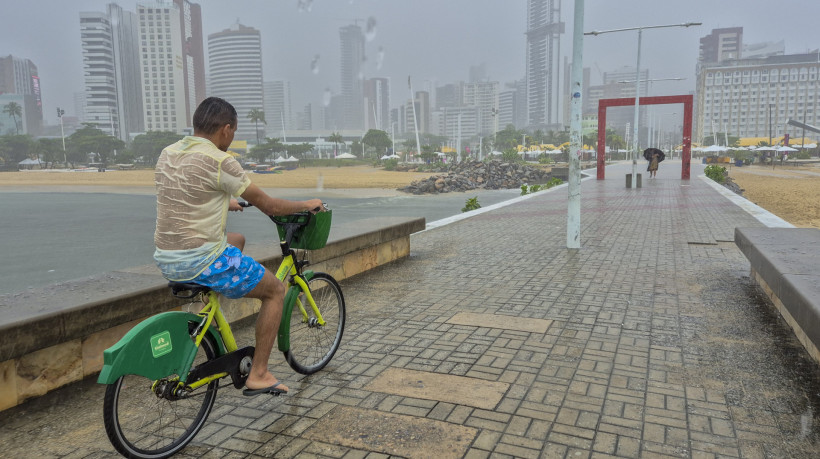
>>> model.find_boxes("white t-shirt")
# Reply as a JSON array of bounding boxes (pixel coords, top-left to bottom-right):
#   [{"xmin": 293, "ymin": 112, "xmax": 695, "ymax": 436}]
[{"xmin": 153, "ymin": 136, "xmax": 251, "ymax": 281}]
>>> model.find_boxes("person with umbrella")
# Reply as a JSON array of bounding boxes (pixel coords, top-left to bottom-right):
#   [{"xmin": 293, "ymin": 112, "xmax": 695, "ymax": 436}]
[{"xmin": 644, "ymin": 148, "xmax": 665, "ymax": 178}]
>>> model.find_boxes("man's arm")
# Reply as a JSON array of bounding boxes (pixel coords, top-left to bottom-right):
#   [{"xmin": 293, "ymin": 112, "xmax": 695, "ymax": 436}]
[{"xmin": 240, "ymin": 183, "xmax": 323, "ymax": 216}]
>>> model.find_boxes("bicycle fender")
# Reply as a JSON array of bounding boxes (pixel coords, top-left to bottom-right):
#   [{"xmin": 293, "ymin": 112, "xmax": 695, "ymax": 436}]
[
  {"xmin": 97, "ymin": 311, "xmax": 224, "ymax": 384},
  {"xmin": 277, "ymin": 271, "xmax": 314, "ymax": 352}
]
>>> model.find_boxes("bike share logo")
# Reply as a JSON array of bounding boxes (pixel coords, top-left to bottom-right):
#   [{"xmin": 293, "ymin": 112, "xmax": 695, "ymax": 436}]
[{"xmin": 150, "ymin": 331, "xmax": 173, "ymax": 358}]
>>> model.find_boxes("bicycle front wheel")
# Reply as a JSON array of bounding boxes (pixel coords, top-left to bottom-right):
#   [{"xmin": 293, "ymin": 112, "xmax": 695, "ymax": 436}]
[
  {"xmin": 285, "ymin": 272, "xmax": 346, "ymax": 375},
  {"xmin": 103, "ymin": 333, "xmax": 219, "ymax": 459}
]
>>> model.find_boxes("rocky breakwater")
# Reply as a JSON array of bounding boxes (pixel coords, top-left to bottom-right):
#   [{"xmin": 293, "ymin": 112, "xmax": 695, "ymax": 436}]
[{"xmin": 398, "ymin": 160, "xmax": 552, "ymax": 194}]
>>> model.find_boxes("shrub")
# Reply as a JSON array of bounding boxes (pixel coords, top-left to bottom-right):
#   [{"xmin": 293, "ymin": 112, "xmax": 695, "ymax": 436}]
[
  {"xmin": 704, "ymin": 164, "xmax": 726, "ymax": 183},
  {"xmin": 382, "ymin": 158, "xmax": 398, "ymax": 170},
  {"xmin": 545, "ymin": 177, "xmax": 563, "ymax": 188},
  {"xmin": 520, "ymin": 184, "xmax": 529, "ymax": 196},
  {"xmin": 796, "ymin": 151, "xmax": 811, "ymax": 160},
  {"xmin": 529, "ymin": 184, "xmax": 542, "ymax": 193},
  {"xmin": 461, "ymin": 196, "xmax": 481, "ymax": 212}
]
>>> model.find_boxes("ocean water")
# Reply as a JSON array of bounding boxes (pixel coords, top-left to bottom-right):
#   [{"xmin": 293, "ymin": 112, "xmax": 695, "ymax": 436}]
[{"xmin": 0, "ymin": 188, "xmax": 522, "ymax": 296}]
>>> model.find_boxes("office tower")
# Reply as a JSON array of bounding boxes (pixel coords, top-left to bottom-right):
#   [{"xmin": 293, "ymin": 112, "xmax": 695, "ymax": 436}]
[
  {"xmin": 695, "ymin": 52, "xmax": 820, "ymax": 142},
  {"xmin": 208, "ymin": 22, "xmax": 264, "ymax": 142},
  {"xmin": 79, "ymin": 4, "xmax": 143, "ymax": 140},
  {"xmin": 339, "ymin": 24, "xmax": 365, "ymax": 130},
  {"xmin": 364, "ymin": 77, "xmax": 390, "ymax": 131},
  {"xmin": 264, "ymin": 80, "xmax": 292, "ymax": 139},
  {"xmin": 525, "ymin": 0, "xmax": 564, "ymax": 130},
  {"xmin": 0, "ymin": 55, "xmax": 42, "ymax": 135}
]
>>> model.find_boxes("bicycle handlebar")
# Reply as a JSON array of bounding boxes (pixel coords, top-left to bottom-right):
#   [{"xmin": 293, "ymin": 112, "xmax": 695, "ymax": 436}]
[{"xmin": 237, "ymin": 201, "xmax": 327, "ymax": 214}]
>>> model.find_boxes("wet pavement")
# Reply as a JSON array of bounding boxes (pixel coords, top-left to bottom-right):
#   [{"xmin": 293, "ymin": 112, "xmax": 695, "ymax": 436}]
[{"xmin": 2, "ymin": 161, "xmax": 820, "ymax": 458}]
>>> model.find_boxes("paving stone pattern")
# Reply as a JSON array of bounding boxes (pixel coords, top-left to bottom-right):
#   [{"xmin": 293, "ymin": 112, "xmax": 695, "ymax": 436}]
[{"xmin": 1, "ymin": 162, "xmax": 819, "ymax": 458}]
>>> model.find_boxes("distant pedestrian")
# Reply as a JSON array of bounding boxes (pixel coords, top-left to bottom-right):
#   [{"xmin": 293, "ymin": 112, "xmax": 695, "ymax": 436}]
[{"xmin": 647, "ymin": 151, "xmax": 660, "ymax": 178}]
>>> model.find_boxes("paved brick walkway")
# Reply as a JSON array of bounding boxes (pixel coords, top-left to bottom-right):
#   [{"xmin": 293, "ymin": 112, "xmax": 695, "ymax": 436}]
[{"xmin": 2, "ymin": 161, "xmax": 819, "ymax": 458}]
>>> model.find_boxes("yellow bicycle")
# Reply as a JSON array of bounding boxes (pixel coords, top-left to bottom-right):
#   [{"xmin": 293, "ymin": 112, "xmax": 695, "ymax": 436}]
[{"xmin": 98, "ymin": 207, "xmax": 345, "ymax": 458}]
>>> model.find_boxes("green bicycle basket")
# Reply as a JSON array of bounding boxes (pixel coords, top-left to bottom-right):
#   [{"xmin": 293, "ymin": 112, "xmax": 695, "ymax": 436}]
[{"xmin": 275, "ymin": 210, "xmax": 332, "ymax": 250}]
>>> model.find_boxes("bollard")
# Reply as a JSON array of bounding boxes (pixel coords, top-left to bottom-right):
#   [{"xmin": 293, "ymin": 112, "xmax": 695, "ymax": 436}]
[{"xmin": 626, "ymin": 173, "xmax": 643, "ymax": 188}]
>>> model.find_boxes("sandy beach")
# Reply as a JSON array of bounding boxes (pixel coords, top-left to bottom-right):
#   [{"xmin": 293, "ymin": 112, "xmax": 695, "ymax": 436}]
[
  {"xmin": 726, "ymin": 163, "xmax": 820, "ymax": 229},
  {"xmin": 2, "ymin": 163, "xmax": 819, "ymax": 228}
]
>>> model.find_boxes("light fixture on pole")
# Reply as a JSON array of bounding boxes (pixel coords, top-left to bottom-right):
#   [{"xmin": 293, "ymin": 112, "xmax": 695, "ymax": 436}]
[{"xmin": 586, "ymin": 22, "xmax": 700, "ymax": 189}]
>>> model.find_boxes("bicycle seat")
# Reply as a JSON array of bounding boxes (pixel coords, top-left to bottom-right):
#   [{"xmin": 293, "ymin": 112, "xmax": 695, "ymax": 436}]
[{"xmin": 168, "ymin": 281, "xmax": 211, "ymax": 299}]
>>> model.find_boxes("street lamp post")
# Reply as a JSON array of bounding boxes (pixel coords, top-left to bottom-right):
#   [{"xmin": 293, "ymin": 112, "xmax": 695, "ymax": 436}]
[
  {"xmin": 586, "ymin": 22, "xmax": 700, "ymax": 188},
  {"xmin": 57, "ymin": 107, "xmax": 66, "ymax": 166}
]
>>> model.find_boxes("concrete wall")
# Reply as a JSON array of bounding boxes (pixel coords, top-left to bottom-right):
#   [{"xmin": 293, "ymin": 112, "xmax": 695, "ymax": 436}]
[{"xmin": 0, "ymin": 217, "xmax": 425, "ymax": 412}]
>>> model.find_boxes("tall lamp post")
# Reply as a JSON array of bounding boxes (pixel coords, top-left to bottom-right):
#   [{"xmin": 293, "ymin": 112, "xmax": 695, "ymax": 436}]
[
  {"xmin": 586, "ymin": 22, "xmax": 700, "ymax": 188},
  {"xmin": 57, "ymin": 107, "xmax": 66, "ymax": 166}
]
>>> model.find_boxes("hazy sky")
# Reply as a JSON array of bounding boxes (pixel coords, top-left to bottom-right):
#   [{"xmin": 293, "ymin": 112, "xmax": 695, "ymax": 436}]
[{"xmin": 3, "ymin": 0, "xmax": 819, "ymax": 126}]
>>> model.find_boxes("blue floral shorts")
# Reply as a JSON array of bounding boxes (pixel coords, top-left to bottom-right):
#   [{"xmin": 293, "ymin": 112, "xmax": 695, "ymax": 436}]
[{"xmin": 190, "ymin": 245, "xmax": 265, "ymax": 299}]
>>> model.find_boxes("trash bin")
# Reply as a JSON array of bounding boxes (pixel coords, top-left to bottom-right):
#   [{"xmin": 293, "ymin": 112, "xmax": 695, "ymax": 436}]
[
  {"xmin": 735, "ymin": 159, "xmax": 743, "ymax": 167},
  {"xmin": 702, "ymin": 157, "xmax": 707, "ymax": 164}
]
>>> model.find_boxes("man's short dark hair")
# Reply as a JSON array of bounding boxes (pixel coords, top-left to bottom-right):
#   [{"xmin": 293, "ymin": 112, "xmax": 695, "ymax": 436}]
[{"xmin": 193, "ymin": 97, "xmax": 237, "ymax": 135}]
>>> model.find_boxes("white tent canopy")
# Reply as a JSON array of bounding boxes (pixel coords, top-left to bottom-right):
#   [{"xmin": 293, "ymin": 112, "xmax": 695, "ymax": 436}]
[
  {"xmin": 380, "ymin": 154, "xmax": 399, "ymax": 160},
  {"xmin": 283, "ymin": 155, "xmax": 299, "ymax": 162},
  {"xmin": 776, "ymin": 146, "xmax": 798, "ymax": 152},
  {"xmin": 703, "ymin": 145, "xmax": 728, "ymax": 153},
  {"xmin": 335, "ymin": 152, "xmax": 357, "ymax": 159},
  {"xmin": 273, "ymin": 156, "xmax": 287, "ymax": 163}
]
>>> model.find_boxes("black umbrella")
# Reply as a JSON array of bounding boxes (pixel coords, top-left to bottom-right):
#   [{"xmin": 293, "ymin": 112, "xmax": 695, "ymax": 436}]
[{"xmin": 643, "ymin": 148, "xmax": 665, "ymax": 162}]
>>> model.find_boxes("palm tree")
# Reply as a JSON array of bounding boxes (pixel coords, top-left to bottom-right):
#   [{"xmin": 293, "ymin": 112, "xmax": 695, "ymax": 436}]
[
  {"xmin": 3, "ymin": 102, "xmax": 22, "ymax": 135},
  {"xmin": 328, "ymin": 132, "xmax": 345, "ymax": 157},
  {"xmin": 246, "ymin": 109, "xmax": 266, "ymax": 146}
]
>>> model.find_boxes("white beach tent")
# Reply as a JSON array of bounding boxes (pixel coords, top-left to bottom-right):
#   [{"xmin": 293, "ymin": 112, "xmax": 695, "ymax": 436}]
[
  {"xmin": 702, "ymin": 145, "xmax": 728, "ymax": 153},
  {"xmin": 335, "ymin": 152, "xmax": 357, "ymax": 159},
  {"xmin": 284, "ymin": 155, "xmax": 299, "ymax": 162},
  {"xmin": 273, "ymin": 156, "xmax": 287, "ymax": 163},
  {"xmin": 776, "ymin": 146, "xmax": 798, "ymax": 152}
]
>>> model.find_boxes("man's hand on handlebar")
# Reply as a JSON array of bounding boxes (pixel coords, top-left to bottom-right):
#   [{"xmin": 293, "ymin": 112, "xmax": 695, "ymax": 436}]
[{"xmin": 229, "ymin": 199, "xmax": 244, "ymax": 212}]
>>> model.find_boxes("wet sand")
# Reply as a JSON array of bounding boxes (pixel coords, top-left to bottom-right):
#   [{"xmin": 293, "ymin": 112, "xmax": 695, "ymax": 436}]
[{"xmin": 727, "ymin": 163, "xmax": 820, "ymax": 229}]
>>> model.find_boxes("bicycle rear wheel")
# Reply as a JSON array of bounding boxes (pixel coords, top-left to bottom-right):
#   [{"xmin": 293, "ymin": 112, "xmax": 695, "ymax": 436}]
[
  {"xmin": 103, "ymin": 333, "xmax": 219, "ymax": 459},
  {"xmin": 285, "ymin": 272, "xmax": 345, "ymax": 375}
]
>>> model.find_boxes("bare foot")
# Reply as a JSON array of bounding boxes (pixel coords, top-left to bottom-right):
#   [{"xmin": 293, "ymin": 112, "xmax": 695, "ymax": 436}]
[{"xmin": 245, "ymin": 372, "xmax": 289, "ymax": 392}]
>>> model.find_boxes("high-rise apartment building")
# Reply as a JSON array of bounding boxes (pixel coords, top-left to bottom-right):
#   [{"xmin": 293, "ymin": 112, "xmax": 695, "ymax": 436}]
[
  {"xmin": 364, "ymin": 77, "xmax": 390, "ymax": 131},
  {"xmin": 137, "ymin": 3, "xmax": 188, "ymax": 133},
  {"xmin": 136, "ymin": 1, "xmax": 204, "ymax": 134},
  {"xmin": 699, "ymin": 27, "xmax": 743, "ymax": 65},
  {"xmin": 339, "ymin": 24, "xmax": 365, "ymax": 130},
  {"xmin": 173, "ymin": 0, "xmax": 206, "ymax": 121},
  {"xmin": 264, "ymin": 80, "xmax": 292, "ymax": 138},
  {"xmin": 462, "ymin": 81, "xmax": 499, "ymax": 136},
  {"xmin": 80, "ymin": 4, "xmax": 143, "ymax": 140},
  {"xmin": 208, "ymin": 23, "xmax": 264, "ymax": 143},
  {"xmin": 695, "ymin": 52, "xmax": 820, "ymax": 142},
  {"xmin": 0, "ymin": 54, "xmax": 42, "ymax": 135},
  {"xmin": 525, "ymin": 0, "xmax": 563, "ymax": 129}
]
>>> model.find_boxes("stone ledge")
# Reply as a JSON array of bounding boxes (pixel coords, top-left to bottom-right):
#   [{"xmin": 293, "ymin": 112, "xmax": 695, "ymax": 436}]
[
  {"xmin": 735, "ymin": 227, "xmax": 820, "ymax": 362},
  {"xmin": 0, "ymin": 216, "xmax": 424, "ymax": 411}
]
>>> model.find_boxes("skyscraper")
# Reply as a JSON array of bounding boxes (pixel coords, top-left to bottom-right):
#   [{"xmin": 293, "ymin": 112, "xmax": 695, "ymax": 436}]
[
  {"xmin": 208, "ymin": 22, "xmax": 264, "ymax": 142},
  {"xmin": 364, "ymin": 77, "xmax": 390, "ymax": 131},
  {"xmin": 339, "ymin": 24, "xmax": 365, "ymax": 130},
  {"xmin": 137, "ymin": 3, "xmax": 188, "ymax": 133},
  {"xmin": 79, "ymin": 3, "xmax": 142, "ymax": 140},
  {"xmin": 525, "ymin": 0, "xmax": 564, "ymax": 130},
  {"xmin": 0, "ymin": 54, "xmax": 42, "ymax": 135},
  {"xmin": 173, "ymin": 0, "xmax": 206, "ymax": 120},
  {"xmin": 264, "ymin": 80, "xmax": 292, "ymax": 138}
]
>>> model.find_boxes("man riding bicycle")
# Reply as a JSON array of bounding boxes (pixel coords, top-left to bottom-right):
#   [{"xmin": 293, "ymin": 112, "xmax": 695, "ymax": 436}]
[{"xmin": 154, "ymin": 97, "xmax": 323, "ymax": 396}]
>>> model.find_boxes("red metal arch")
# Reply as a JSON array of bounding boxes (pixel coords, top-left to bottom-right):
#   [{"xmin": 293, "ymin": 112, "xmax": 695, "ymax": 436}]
[{"xmin": 596, "ymin": 95, "xmax": 693, "ymax": 180}]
